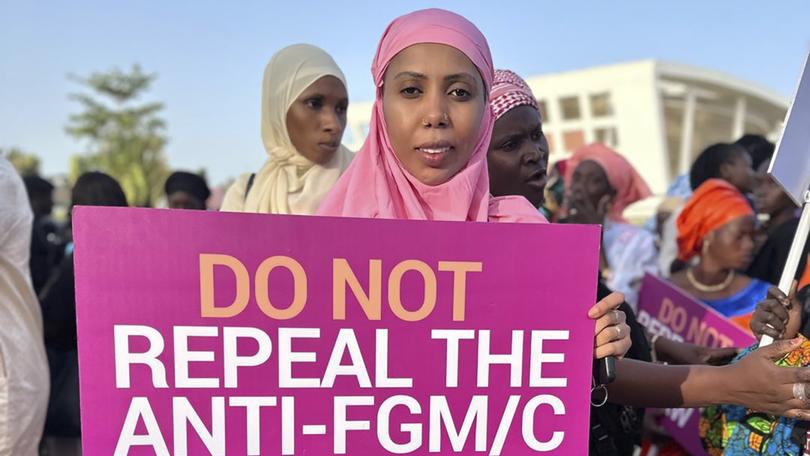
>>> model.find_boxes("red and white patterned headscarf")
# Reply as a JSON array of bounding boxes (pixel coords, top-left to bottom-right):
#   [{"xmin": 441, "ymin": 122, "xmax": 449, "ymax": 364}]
[{"xmin": 490, "ymin": 69, "xmax": 539, "ymax": 121}]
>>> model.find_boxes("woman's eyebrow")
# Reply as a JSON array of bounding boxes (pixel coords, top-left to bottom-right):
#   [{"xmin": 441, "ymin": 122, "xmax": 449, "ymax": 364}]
[
  {"xmin": 496, "ymin": 132, "xmax": 523, "ymax": 144},
  {"xmin": 391, "ymin": 72, "xmax": 476, "ymax": 83},
  {"xmin": 444, "ymin": 72, "xmax": 477, "ymax": 83},
  {"xmin": 393, "ymin": 71, "xmax": 426, "ymax": 80}
]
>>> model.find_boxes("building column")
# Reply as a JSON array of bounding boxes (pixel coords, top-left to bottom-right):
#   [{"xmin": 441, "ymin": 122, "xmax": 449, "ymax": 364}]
[
  {"xmin": 732, "ymin": 96, "xmax": 747, "ymax": 140},
  {"xmin": 679, "ymin": 90, "xmax": 697, "ymax": 175},
  {"xmin": 581, "ymin": 93, "xmax": 594, "ymax": 144}
]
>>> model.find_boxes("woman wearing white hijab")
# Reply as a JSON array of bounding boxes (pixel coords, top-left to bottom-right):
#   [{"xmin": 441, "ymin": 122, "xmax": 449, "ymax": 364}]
[
  {"xmin": 221, "ymin": 43, "xmax": 353, "ymax": 214},
  {"xmin": 0, "ymin": 157, "xmax": 49, "ymax": 455}
]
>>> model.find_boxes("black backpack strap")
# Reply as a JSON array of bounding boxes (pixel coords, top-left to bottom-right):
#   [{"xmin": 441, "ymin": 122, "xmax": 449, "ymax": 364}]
[{"xmin": 244, "ymin": 173, "xmax": 256, "ymax": 202}]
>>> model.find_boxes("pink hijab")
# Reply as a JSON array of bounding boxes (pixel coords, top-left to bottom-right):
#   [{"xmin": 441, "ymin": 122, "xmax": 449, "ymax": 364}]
[
  {"xmin": 565, "ymin": 143, "xmax": 652, "ymax": 223},
  {"xmin": 317, "ymin": 9, "xmax": 544, "ymax": 223}
]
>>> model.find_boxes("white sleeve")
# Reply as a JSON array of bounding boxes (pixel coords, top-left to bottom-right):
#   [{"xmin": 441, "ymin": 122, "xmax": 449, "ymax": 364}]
[
  {"xmin": 218, "ymin": 173, "xmax": 250, "ymax": 212},
  {"xmin": 606, "ymin": 227, "xmax": 660, "ymax": 311},
  {"xmin": 657, "ymin": 208, "xmax": 683, "ymax": 277},
  {"xmin": 0, "ymin": 158, "xmax": 33, "ymax": 257}
]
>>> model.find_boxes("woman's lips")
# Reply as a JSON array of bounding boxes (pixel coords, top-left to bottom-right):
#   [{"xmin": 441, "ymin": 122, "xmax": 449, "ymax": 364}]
[
  {"xmin": 317, "ymin": 142, "xmax": 339, "ymax": 153},
  {"xmin": 415, "ymin": 142, "xmax": 455, "ymax": 168},
  {"xmin": 526, "ymin": 169, "xmax": 548, "ymax": 188}
]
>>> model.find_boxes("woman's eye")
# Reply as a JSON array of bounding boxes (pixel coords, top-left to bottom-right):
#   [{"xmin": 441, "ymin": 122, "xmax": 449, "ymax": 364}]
[
  {"xmin": 500, "ymin": 140, "xmax": 518, "ymax": 152},
  {"xmin": 306, "ymin": 99, "xmax": 323, "ymax": 109},
  {"xmin": 336, "ymin": 104, "xmax": 347, "ymax": 114},
  {"xmin": 531, "ymin": 129, "xmax": 542, "ymax": 141},
  {"xmin": 449, "ymin": 88, "xmax": 471, "ymax": 99},
  {"xmin": 401, "ymin": 87, "xmax": 421, "ymax": 97}
]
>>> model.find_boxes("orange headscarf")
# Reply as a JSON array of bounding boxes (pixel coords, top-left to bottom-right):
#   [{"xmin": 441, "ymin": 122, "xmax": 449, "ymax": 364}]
[
  {"xmin": 565, "ymin": 143, "xmax": 652, "ymax": 222},
  {"xmin": 676, "ymin": 179, "xmax": 754, "ymax": 261}
]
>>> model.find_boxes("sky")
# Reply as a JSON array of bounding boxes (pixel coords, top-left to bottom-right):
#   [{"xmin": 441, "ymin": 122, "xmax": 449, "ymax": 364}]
[{"xmin": 2, "ymin": 0, "xmax": 809, "ymax": 186}]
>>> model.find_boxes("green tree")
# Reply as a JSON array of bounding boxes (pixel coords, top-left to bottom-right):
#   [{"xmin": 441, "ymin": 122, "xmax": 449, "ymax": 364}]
[
  {"xmin": 2, "ymin": 147, "xmax": 42, "ymax": 176},
  {"xmin": 66, "ymin": 65, "xmax": 170, "ymax": 207}
]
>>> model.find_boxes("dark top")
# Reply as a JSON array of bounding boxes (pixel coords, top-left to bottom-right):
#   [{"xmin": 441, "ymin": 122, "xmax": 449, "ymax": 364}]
[
  {"xmin": 39, "ymin": 252, "xmax": 77, "ymax": 350},
  {"xmin": 38, "ymin": 251, "xmax": 82, "ymax": 437},
  {"xmin": 589, "ymin": 281, "xmax": 651, "ymax": 456},
  {"xmin": 747, "ymin": 218, "xmax": 809, "ymax": 286},
  {"xmin": 29, "ymin": 217, "xmax": 63, "ymax": 294}
]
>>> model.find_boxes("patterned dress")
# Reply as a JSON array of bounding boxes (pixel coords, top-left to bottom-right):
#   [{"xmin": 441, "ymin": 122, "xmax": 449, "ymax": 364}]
[{"xmin": 700, "ymin": 337, "xmax": 810, "ymax": 455}]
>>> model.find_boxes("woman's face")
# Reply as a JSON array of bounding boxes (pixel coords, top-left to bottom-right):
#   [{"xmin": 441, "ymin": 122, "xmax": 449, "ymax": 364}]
[
  {"xmin": 753, "ymin": 159, "xmax": 796, "ymax": 217},
  {"xmin": 705, "ymin": 215, "xmax": 756, "ymax": 270},
  {"xmin": 382, "ymin": 43, "xmax": 486, "ymax": 186},
  {"xmin": 286, "ymin": 75, "xmax": 348, "ymax": 165},
  {"xmin": 167, "ymin": 191, "xmax": 206, "ymax": 210},
  {"xmin": 487, "ymin": 105, "xmax": 549, "ymax": 207},
  {"xmin": 568, "ymin": 160, "xmax": 615, "ymax": 210},
  {"xmin": 720, "ymin": 150, "xmax": 755, "ymax": 194}
]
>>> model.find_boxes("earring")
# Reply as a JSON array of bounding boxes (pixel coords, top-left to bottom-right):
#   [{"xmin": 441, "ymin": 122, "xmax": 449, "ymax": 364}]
[{"xmin": 701, "ymin": 238, "xmax": 711, "ymax": 255}]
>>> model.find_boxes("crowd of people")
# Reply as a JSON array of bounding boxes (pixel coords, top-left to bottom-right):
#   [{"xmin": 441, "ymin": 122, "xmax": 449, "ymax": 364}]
[{"xmin": 2, "ymin": 8, "xmax": 809, "ymax": 456}]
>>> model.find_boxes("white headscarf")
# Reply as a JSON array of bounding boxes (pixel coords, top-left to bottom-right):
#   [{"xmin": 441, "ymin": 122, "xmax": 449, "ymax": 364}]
[
  {"xmin": 0, "ymin": 158, "xmax": 48, "ymax": 454},
  {"xmin": 221, "ymin": 44, "xmax": 353, "ymax": 214}
]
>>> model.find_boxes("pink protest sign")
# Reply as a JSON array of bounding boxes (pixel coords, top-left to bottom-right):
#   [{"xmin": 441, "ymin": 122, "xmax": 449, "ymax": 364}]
[
  {"xmin": 73, "ymin": 207, "xmax": 600, "ymax": 455},
  {"xmin": 637, "ymin": 274, "xmax": 755, "ymax": 456}
]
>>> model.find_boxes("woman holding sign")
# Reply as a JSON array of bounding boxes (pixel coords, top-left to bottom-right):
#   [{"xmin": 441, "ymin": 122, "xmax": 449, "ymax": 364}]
[
  {"xmin": 221, "ymin": 44, "xmax": 353, "ymax": 215},
  {"xmin": 485, "ymin": 68, "xmax": 654, "ymax": 455},
  {"xmin": 747, "ymin": 148, "xmax": 810, "ymax": 342}
]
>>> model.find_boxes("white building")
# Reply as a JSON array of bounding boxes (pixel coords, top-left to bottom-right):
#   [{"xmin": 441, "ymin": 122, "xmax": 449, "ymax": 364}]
[{"xmin": 346, "ymin": 60, "xmax": 788, "ymax": 209}]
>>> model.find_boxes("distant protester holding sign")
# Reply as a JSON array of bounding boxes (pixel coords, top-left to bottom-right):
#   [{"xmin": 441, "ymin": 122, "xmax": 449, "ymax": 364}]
[{"xmin": 221, "ymin": 44, "xmax": 353, "ymax": 215}]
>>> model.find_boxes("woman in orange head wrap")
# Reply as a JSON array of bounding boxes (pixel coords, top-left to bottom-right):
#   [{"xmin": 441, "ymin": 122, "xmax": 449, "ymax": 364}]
[{"xmin": 671, "ymin": 178, "xmax": 768, "ymax": 330}]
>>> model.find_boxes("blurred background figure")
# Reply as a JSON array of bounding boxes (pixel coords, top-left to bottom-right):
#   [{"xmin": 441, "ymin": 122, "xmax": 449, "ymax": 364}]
[
  {"xmin": 164, "ymin": 170, "xmax": 211, "ymax": 210},
  {"xmin": 736, "ymin": 133, "xmax": 776, "ymax": 175},
  {"xmin": 563, "ymin": 143, "xmax": 659, "ymax": 310},
  {"xmin": 652, "ymin": 196, "xmax": 685, "ymax": 278},
  {"xmin": 22, "ymin": 176, "xmax": 65, "ymax": 295},
  {"xmin": 38, "ymin": 171, "xmax": 128, "ymax": 456},
  {"xmin": 541, "ymin": 160, "xmax": 567, "ymax": 222},
  {"xmin": 689, "ymin": 142, "xmax": 755, "ymax": 195},
  {"xmin": 746, "ymin": 137, "xmax": 808, "ymax": 286}
]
